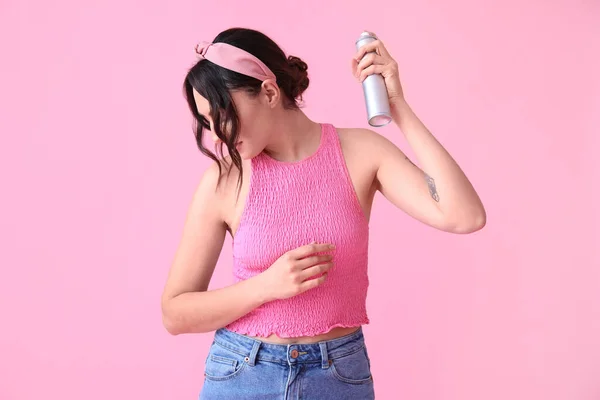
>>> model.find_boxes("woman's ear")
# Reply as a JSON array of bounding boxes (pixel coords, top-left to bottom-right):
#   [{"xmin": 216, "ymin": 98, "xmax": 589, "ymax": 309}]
[{"xmin": 260, "ymin": 79, "xmax": 280, "ymax": 108}]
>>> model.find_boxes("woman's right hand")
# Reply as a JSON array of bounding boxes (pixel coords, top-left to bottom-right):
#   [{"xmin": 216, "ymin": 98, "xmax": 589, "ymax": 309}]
[{"xmin": 258, "ymin": 242, "xmax": 335, "ymax": 302}]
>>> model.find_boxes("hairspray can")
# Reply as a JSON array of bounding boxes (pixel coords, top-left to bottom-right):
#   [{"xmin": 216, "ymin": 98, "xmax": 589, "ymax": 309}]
[{"xmin": 356, "ymin": 31, "xmax": 392, "ymax": 127}]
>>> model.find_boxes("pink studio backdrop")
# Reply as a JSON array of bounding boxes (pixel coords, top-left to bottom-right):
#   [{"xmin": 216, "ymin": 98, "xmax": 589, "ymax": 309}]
[{"xmin": 1, "ymin": 0, "xmax": 599, "ymax": 399}]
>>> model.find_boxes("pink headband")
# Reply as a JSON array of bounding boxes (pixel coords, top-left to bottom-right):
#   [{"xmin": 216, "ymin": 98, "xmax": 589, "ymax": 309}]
[{"xmin": 194, "ymin": 41, "xmax": 277, "ymax": 82}]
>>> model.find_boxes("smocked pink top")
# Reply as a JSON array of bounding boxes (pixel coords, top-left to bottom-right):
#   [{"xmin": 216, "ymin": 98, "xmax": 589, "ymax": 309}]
[{"xmin": 226, "ymin": 123, "xmax": 370, "ymax": 338}]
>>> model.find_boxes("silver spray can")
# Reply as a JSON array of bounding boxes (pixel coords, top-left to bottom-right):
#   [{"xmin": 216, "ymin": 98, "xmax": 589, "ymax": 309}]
[{"xmin": 355, "ymin": 31, "xmax": 392, "ymax": 127}]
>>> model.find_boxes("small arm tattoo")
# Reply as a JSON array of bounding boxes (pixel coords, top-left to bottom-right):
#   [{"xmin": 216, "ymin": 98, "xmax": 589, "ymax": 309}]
[
  {"xmin": 405, "ymin": 156, "xmax": 440, "ymax": 202},
  {"xmin": 425, "ymin": 173, "xmax": 440, "ymax": 202}
]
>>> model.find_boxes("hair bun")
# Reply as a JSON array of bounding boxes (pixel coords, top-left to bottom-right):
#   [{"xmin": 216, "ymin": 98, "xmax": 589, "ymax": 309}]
[{"xmin": 287, "ymin": 55, "xmax": 309, "ymax": 99}]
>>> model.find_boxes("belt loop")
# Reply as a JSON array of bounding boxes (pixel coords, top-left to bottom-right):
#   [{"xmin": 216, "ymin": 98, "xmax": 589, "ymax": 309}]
[
  {"xmin": 319, "ymin": 341, "xmax": 329, "ymax": 369},
  {"xmin": 248, "ymin": 340, "xmax": 261, "ymax": 366}
]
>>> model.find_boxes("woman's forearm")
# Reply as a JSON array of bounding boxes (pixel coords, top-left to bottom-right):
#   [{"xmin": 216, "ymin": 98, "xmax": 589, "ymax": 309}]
[{"xmin": 161, "ymin": 274, "xmax": 270, "ymax": 335}]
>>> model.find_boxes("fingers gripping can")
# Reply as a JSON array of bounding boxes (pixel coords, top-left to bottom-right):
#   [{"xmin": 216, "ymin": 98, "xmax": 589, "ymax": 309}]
[{"xmin": 356, "ymin": 31, "xmax": 392, "ymax": 127}]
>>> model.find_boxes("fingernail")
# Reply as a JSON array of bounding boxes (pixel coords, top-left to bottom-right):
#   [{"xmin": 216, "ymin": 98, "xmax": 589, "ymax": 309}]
[{"xmin": 329, "ymin": 244, "xmax": 336, "ymax": 249}]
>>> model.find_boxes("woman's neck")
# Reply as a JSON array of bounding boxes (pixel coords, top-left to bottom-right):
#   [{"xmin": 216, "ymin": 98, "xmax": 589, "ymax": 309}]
[{"xmin": 262, "ymin": 109, "xmax": 321, "ymax": 162}]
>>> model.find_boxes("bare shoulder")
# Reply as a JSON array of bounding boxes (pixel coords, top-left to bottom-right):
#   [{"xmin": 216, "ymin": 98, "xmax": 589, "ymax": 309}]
[
  {"xmin": 195, "ymin": 160, "xmax": 223, "ymax": 201},
  {"xmin": 193, "ymin": 157, "xmax": 243, "ymax": 211},
  {"xmin": 198, "ymin": 156, "xmax": 251, "ymax": 233},
  {"xmin": 336, "ymin": 127, "xmax": 374, "ymax": 142},
  {"xmin": 336, "ymin": 127, "xmax": 395, "ymax": 150},
  {"xmin": 335, "ymin": 127, "xmax": 402, "ymax": 165},
  {"xmin": 203, "ymin": 155, "xmax": 238, "ymax": 186}
]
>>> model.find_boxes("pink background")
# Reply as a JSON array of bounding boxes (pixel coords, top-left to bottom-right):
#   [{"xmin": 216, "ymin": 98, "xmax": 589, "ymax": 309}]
[{"xmin": 1, "ymin": 0, "xmax": 599, "ymax": 399}]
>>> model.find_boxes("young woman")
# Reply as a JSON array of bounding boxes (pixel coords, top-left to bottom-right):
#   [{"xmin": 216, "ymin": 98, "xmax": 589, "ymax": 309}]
[{"xmin": 161, "ymin": 27, "xmax": 486, "ymax": 399}]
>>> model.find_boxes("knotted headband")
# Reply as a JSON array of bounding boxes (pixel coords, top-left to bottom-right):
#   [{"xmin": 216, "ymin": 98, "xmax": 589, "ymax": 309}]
[{"xmin": 194, "ymin": 41, "xmax": 277, "ymax": 82}]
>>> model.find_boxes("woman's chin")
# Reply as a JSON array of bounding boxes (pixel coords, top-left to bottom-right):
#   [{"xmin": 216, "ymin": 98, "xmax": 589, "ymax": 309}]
[
  {"xmin": 236, "ymin": 143, "xmax": 260, "ymax": 160},
  {"xmin": 235, "ymin": 141, "xmax": 247, "ymax": 157},
  {"xmin": 241, "ymin": 152, "xmax": 258, "ymax": 160}
]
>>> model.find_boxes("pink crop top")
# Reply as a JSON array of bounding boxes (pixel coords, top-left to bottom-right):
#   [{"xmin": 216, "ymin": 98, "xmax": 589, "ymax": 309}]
[{"xmin": 226, "ymin": 123, "xmax": 370, "ymax": 338}]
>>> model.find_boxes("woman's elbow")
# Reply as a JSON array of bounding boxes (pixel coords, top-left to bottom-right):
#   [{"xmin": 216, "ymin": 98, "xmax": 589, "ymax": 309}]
[
  {"xmin": 455, "ymin": 209, "xmax": 486, "ymax": 234},
  {"xmin": 443, "ymin": 206, "xmax": 486, "ymax": 234},
  {"xmin": 474, "ymin": 210, "xmax": 487, "ymax": 231},
  {"xmin": 162, "ymin": 313, "xmax": 183, "ymax": 335},
  {"xmin": 161, "ymin": 297, "xmax": 184, "ymax": 335}
]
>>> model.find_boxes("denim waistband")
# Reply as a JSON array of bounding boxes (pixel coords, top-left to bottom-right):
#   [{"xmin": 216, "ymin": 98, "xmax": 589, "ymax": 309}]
[{"xmin": 212, "ymin": 327, "xmax": 366, "ymax": 367}]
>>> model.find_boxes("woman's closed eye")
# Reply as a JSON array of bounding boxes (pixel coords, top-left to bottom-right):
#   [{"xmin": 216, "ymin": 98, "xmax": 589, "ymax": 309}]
[{"xmin": 200, "ymin": 116, "xmax": 211, "ymax": 131}]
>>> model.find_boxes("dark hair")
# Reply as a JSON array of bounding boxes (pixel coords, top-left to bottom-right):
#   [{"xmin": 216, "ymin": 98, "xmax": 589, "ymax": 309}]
[{"xmin": 183, "ymin": 28, "xmax": 310, "ymax": 193}]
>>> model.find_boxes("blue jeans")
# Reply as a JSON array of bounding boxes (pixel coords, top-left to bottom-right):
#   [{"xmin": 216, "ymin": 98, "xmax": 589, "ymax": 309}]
[{"xmin": 199, "ymin": 327, "xmax": 375, "ymax": 400}]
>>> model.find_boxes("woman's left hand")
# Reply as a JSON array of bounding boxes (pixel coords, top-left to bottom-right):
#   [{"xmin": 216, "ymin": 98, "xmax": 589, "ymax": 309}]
[{"xmin": 351, "ymin": 38, "xmax": 404, "ymax": 104}]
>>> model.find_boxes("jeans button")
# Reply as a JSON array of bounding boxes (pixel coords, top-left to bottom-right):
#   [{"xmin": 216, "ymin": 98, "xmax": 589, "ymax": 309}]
[{"xmin": 290, "ymin": 349, "xmax": 299, "ymax": 359}]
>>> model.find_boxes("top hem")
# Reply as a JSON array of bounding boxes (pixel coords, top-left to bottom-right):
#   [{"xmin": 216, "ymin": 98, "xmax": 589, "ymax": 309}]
[{"xmin": 225, "ymin": 318, "xmax": 370, "ymax": 339}]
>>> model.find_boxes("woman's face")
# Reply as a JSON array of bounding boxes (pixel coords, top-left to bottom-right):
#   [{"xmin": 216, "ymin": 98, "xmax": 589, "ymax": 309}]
[{"xmin": 193, "ymin": 88, "xmax": 272, "ymax": 160}]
